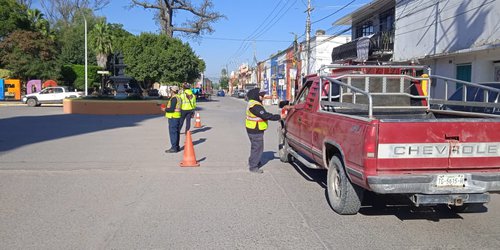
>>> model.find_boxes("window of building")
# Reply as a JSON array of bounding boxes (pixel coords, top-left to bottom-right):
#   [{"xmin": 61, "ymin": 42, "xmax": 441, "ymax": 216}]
[
  {"xmin": 379, "ymin": 8, "xmax": 395, "ymax": 32},
  {"xmin": 355, "ymin": 21, "xmax": 374, "ymax": 38}
]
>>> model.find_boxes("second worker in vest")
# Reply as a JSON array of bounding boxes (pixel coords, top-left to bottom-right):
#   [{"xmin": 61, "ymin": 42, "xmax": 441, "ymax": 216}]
[
  {"xmin": 179, "ymin": 83, "xmax": 197, "ymax": 133},
  {"xmin": 246, "ymin": 88, "xmax": 282, "ymax": 174},
  {"xmin": 163, "ymin": 86, "xmax": 182, "ymax": 153}
]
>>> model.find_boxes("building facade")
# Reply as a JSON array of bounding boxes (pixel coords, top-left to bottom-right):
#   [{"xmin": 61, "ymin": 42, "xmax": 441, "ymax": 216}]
[
  {"xmin": 332, "ymin": 0, "xmax": 500, "ymax": 97},
  {"xmin": 256, "ymin": 32, "xmax": 350, "ymax": 104}
]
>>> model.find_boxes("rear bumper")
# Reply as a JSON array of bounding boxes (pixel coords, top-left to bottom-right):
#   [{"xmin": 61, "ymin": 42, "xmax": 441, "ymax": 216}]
[{"xmin": 367, "ymin": 173, "xmax": 500, "ymax": 194}]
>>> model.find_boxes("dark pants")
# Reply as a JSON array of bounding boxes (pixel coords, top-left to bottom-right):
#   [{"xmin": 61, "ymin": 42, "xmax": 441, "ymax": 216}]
[
  {"xmin": 168, "ymin": 118, "xmax": 181, "ymax": 150},
  {"xmin": 179, "ymin": 110, "xmax": 194, "ymax": 133},
  {"xmin": 247, "ymin": 132, "xmax": 264, "ymax": 170}
]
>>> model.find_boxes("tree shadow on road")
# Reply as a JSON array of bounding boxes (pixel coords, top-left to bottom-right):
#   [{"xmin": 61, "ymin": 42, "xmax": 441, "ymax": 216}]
[{"xmin": 0, "ymin": 114, "xmax": 158, "ymax": 153}]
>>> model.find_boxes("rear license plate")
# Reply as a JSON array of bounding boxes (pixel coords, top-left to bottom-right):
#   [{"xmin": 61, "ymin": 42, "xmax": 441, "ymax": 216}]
[{"xmin": 436, "ymin": 174, "xmax": 465, "ymax": 187}]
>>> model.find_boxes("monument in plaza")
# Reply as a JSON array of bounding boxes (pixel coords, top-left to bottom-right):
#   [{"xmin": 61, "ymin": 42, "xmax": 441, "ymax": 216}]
[{"xmin": 109, "ymin": 53, "xmax": 133, "ymax": 99}]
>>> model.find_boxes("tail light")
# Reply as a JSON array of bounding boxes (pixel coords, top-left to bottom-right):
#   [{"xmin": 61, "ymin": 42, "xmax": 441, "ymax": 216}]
[{"xmin": 363, "ymin": 123, "xmax": 378, "ymax": 158}]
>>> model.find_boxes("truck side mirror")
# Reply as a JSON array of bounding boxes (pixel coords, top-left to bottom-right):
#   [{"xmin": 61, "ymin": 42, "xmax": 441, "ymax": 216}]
[{"xmin": 279, "ymin": 100, "xmax": 289, "ymax": 108}]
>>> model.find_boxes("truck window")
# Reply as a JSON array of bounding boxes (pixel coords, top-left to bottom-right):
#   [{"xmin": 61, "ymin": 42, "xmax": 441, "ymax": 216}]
[{"xmin": 54, "ymin": 88, "xmax": 63, "ymax": 93}]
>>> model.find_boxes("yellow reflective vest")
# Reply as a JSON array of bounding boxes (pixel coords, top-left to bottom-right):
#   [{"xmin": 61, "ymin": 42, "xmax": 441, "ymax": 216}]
[
  {"xmin": 246, "ymin": 100, "xmax": 267, "ymax": 131},
  {"xmin": 165, "ymin": 95, "xmax": 181, "ymax": 118},
  {"xmin": 180, "ymin": 89, "xmax": 196, "ymax": 111}
]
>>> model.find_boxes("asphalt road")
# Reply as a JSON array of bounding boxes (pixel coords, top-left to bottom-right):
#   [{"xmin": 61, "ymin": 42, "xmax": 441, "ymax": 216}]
[{"xmin": 1, "ymin": 97, "xmax": 500, "ymax": 249}]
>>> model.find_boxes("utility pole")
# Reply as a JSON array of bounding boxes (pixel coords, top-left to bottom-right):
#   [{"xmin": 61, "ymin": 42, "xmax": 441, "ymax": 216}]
[
  {"xmin": 83, "ymin": 13, "xmax": 88, "ymax": 96},
  {"xmin": 305, "ymin": 0, "xmax": 312, "ymax": 75}
]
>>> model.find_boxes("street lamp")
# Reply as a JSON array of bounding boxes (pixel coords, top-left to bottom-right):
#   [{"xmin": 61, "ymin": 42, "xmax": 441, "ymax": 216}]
[
  {"xmin": 82, "ymin": 12, "xmax": 88, "ymax": 96},
  {"xmin": 84, "ymin": 15, "xmax": 88, "ymax": 96}
]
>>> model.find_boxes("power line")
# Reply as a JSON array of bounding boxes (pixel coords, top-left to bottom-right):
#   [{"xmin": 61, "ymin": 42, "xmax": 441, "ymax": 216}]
[
  {"xmin": 311, "ymin": 0, "xmax": 357, "ymax": 25},
  {"xmin": 227, "ymin": 1, "xmax": 287, "ymax": 63},
  {"xmin": 202, "ymin": 36, "xmax": 291, "ymax": 43},
  {"xmin": 236, "ymin": 0, "xmax": 297, "ymax": 62},
  {"xmin": 228, "ymin": 0, "xmax": 298, "ymax": 67}
]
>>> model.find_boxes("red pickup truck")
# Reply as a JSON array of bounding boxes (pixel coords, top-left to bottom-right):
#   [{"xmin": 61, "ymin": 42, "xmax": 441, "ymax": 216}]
[{"xmin": 278, "ymin": 65, "xmax": 500, "ymax": 215}]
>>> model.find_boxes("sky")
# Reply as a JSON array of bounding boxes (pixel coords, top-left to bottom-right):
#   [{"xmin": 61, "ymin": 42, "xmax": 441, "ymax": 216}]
[{"xmin": 33, "ymin": 0, "xmax": 371, "ymax": 82}]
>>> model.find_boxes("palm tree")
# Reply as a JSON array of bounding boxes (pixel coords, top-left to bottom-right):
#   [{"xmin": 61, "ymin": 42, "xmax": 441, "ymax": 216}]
[
  {"xmin": 90, "ymin": 21, "xmax": 113, "ymax": 69},
  {"xmin": 27, "ymin": 8, "xmax": 51, "ymax": 37}
]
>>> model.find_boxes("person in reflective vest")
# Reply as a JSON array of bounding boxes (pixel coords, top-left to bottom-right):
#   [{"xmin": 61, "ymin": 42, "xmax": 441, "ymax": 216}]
[
  {"xmin": 179, "ymin": 83, "xmax": 197, "ymax": 133},
  {"xmin": 246, "ymin": 88, "xmax": 282, "ymax": 174},
  {"xmin": 163, "ymin": 86, "xmax": 182, "ymax": 153}
]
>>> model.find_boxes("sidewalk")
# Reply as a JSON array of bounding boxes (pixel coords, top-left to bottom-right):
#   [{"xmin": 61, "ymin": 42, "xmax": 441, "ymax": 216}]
[{"xmin": 0, "ymin": 101, "xmax": 24, "ymax": 106}]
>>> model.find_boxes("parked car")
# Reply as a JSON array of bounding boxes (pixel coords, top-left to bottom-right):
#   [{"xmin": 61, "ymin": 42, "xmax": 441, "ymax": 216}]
[
  {"xmin": 217, "ymin": 90, "xmax": 225, "ymax": 97},
  {"xmin": 22, "ymin": 86, "xmax": 83, "ymax": 107},
  {"xmin": 441, "ymin": 83, "xmax": 500, "ymax": 114},
  {"xmin": 237, "ymin": 89, "xmax": 246, "ymax": 98}
]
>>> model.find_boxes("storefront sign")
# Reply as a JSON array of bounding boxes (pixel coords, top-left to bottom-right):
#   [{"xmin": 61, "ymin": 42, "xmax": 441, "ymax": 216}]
[
  {"xmin": 4, "ymin": 79, "xmax": 21, "ymax": 100},
  {"xmin": 27, "ymin": 79, "xmax": 42, "ymax": 94},
  {"xmin": 0, "ymin": 79, "xmax": 4, "ymax": 100}
]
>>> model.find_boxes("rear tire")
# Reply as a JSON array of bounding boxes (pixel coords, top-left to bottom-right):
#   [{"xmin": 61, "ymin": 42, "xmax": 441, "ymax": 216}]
[
  {"xmin": 27, "ymin": 98, "xmax": 37, "ymax": 107},
  {"xmin": 278, "ymin": 125, "xmax": 290, "ymax": 163},
  {"xmin": 327, "ymin": 156, "xmax": 364, "ymax": 215}
]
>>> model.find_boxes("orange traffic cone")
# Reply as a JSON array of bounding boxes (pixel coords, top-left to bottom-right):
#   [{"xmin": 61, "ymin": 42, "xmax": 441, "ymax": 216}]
[
  {"xmin": 180, "ymin": 131, "xmax": 200, "ymax": 167},
  {"xmin": 194, "ymin": 112, "xmax": 202, "ymax": 128}
]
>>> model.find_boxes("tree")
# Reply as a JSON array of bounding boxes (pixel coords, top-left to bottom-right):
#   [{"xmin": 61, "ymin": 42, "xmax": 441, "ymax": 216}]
[
  {"xmin": 90, "ymin": 20, "xmax": 113, "ymax": 68},
  {"xmin": 0, "ymin": 30, "xmax": 61, "ymax": 81},
  {"xmin": 122, "ymin": 33, "xmax": 204, "ymax": 88},
  {"xmin": 40, "ymin": 0, "xmax": 110, "ymax": 26},
  {"xmin": 0, "ymin": 0, "xmax": 30, "ymax": 39},
  {"xmin": 27, "ymin": 8, "xmax": 52, "ymax": 38},
  {"xmin": 108, "ymin": 23, "xmax": 133, "ymax": 54},
  {"xmin": 219, "ymin": 68, "xmax": 228, "ymax": 89},
  {"xmin": 130, "ymin": 0, "xmax": 225, "ymax": 37},
  {"xmin": 16, "ymin": 0, "xmax": 32, "ymax": 7},
  {"xmin": 57, "ymin": 9, "xmax": 99, "ymax": 65}
]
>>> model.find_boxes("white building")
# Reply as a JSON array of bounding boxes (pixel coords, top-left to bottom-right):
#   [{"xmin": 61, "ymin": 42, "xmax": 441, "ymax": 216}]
[
  {"xmin": 301, "ymin": 31, "xmax": 351, "ymax": 74},
  {"xmin": 395, "ymin": 0, "xmax": 500, "ymax": 97}
]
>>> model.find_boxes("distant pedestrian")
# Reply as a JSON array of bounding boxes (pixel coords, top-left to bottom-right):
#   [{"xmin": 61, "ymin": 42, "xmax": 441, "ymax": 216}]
[
  {"xmin": 163, "ymin": 86, "xmax": 182, "ymax": 153},
  {"xmin": 245, "ymin": 88, "xmax": 282, "ymax": 174},
  {"xmin": 179, "ymin": 83, "xmax": 197, "ymax": 133}
]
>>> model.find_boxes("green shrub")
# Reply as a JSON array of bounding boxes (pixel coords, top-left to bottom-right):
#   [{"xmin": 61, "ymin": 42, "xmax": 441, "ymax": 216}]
[
  {"xmin": 61, "ymin": 64, "xmax": 101, "ymax": 91},
  {"xmin": 0, "ymin": 69, "xmax": 11, "ymax": 79}
]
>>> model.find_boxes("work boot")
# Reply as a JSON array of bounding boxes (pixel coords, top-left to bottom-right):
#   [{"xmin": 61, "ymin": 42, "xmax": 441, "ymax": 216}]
[
  {"xmin": 165, "ymin": 148, "xmax": 179, "ymax": 153},
  {"xmin": 249, "ymin": 168, "xmax": 263, "ymax": 174}
]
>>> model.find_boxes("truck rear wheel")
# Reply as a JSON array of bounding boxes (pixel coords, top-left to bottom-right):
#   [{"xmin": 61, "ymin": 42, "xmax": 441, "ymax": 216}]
[
  {"xmin": 327, "ymin": 156, "xmax": 363, "ymax": 215},
  {"xmin": 278, "ymin": 125, "xmax": 290, "ymax": 163}
]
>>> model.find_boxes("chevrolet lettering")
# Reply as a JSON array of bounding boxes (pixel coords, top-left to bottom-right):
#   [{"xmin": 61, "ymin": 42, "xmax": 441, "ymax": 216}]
[{"xmin": 378, "ymin": 143, "xmax": 500, "ymax": 158}]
